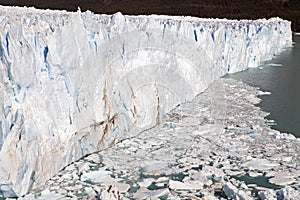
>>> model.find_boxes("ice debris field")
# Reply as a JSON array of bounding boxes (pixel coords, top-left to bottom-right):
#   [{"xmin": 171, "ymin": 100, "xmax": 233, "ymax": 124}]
[
  {"xmin": 21, "ymin": 78, "xmax": 300, "ymax": 200},
  {"xmin": 0, "ymin": 5, "xmax": 293, "ymax": 198}
]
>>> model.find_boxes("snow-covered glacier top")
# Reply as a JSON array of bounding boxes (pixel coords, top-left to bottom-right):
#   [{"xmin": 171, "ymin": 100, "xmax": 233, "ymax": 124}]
[{"xmin": 0, "ymin": 5, "xmax": 292, "ymax": 197}]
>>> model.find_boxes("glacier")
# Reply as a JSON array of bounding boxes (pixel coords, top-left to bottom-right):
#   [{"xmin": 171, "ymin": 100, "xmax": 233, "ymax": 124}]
[{"xmin": 0, "ymin": 5, "xmax": 292, "ymax": 197}]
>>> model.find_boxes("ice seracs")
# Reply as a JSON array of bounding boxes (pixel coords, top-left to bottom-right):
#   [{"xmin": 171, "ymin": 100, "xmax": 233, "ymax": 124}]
[{"xmin": 0, "ymin": 5, "xmax": 292, "ymax": 197}]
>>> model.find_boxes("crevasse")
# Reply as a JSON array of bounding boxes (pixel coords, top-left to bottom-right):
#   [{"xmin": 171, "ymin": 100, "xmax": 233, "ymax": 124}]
[{"xmin": 0, "ymin": 6, "xmax": 292, "ymax": 197}]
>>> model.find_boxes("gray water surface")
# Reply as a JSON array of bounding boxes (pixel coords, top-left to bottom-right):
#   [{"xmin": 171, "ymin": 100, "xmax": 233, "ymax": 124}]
[{"xmin": 226, "ymin": 35, "xmax": 300, "ymax": 137}]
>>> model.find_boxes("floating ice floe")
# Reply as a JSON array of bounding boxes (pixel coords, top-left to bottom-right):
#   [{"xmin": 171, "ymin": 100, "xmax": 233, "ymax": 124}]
[{"xmin": 266, "ymin": 63, "xmax": 283, "ymax": 67}]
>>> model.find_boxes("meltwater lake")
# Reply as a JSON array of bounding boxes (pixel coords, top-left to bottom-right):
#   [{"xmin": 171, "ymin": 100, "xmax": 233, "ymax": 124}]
[{"xmin": 227, "ymin": 35, "xmax": 300, "ymax": 137}]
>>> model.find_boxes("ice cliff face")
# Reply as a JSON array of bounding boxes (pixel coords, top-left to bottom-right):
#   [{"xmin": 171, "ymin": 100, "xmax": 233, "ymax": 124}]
[{"xmin": 0, "ymin": 5, "xmax": 292, "ymax": 197}]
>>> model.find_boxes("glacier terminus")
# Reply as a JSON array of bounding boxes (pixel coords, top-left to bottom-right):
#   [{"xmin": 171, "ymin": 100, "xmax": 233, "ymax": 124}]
[{"xmin": 0, "ymin": 5, "xmax": 292, "ymax": 197}]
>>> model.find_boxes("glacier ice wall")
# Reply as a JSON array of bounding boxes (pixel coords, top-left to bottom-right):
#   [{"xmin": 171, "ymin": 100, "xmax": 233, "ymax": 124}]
[{"xmin": 0, "ymin": 6, "xmax": 292, "ymax": 197}]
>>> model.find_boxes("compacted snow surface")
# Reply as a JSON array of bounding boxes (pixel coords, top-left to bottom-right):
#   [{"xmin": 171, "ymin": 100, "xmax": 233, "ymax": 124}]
[{"xmin": 0, "ymin": 5, "xmax": 293, "ymax": 197}]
